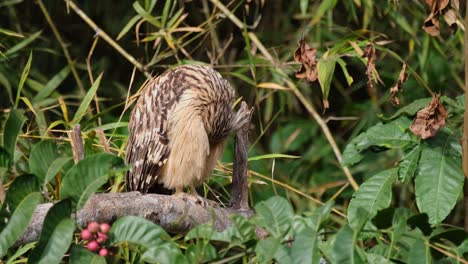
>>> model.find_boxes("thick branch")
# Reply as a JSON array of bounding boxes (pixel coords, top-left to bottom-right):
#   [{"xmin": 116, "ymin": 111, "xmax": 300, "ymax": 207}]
[{"xmin": 17, "ymin": 192, "xmax": 255, "ymax": 245}]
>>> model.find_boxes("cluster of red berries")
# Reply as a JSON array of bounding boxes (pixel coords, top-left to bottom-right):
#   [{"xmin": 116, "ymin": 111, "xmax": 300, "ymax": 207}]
[{"xmin": 80, "ymin": 221, "xmax": 111, "ymax": 256}]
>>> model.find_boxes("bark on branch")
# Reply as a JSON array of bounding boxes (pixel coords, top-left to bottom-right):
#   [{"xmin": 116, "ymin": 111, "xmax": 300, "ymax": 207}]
[{"xmin": 17, "ymin": 192, "xmax": 255, "ymax": 246}]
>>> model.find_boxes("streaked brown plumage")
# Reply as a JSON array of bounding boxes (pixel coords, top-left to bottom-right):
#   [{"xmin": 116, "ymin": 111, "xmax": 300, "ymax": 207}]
[{"xmin": 126, "ymin": 65, "xmax": 250, "ymax": 197}]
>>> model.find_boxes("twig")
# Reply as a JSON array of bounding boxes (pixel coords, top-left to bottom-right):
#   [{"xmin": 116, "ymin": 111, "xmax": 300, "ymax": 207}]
[
  {"xmin": 95, "ymin": 129, "xmax": 112, "ymax": 154},
  {"xmin": 209, "ymin": 0, "xmax": 359, "ymax": 190},
  {"xmin": 16, "ymin": 192, "xmax": 255, "ymax": 246},
  {"xmin": 230, "ymin": 102, "xmax": 253, "ymax": 210},
  {"xmin": 69, "ymin": 125, "xmax": 84, "ymax": 164},
  {"xmin": 64, "ymin": 0, "xmax": 151, "ymax": 79},
  {"xmin": 36, "ymin": 0, "xmax": 86, "ymax": 97}
]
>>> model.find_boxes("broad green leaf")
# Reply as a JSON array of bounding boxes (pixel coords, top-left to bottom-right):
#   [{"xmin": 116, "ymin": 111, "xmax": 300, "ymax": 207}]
[
  {"xmin": 415, "ymin": 131, "xmax": 463, "ymax": 225},
  {"xmin": 142, "ymin": 244, "xmax": 188, "ymax": 264},
  {"xmin": 0, "ymin": 147, "xmax": 10, "ymax": 171},
  {"xmin": 29, "ymin": 140, "xmax": 61, "ymax": 183},
  {"xmin": 0, "ymin": 192, "xmax": 42, "ymax": 258},
  {"xmin": 28, "ymin": 199, "xmax": 74, "ymax": 264},
  {"xmin": 308, "ymin": 201, "xmax": 334, "ymax": 232},
  {"xmin": 186, "ymin": 242, "xmax": 217, "ymax": 263},
  {"xmin": 348, "ymin": 168, "xmax": 397, "ymax": 228},
  {"xmin": 291, "ymin": 226, "xmax": 320, "ymax": 264},
  {"xmin": 5, "ymin": 242, "xmax": 35, "ymax": 264},
  {"xmin": 15, "ymin": 51, "xmax": 33, "ymax": 108},
  {"xmin": 255, "ymin": 237, "xmax": 281, "ymax": 264},
  {"xmin": 251, "ymin": 196, "xmax": 294, "ymax": 237},
  {"xmin": 0, "ymin": 174, "xmax": 40, "ymax": 227},
  {"xmin": 332, "ymin": 225, "xmax": 364, "ymax": 264},
  {"xmin": 33, "ymin": 66, "xmax": 70, "ymax": 102},
  {"xmin": 44, "ymin": 157, "xmax": 73, "ymax": 186},
  {"xmin": 72, "ymin": 73, "xmax": 103, "ymax": 124},
  {"xmin": 398, "ymin": 144, "xmax": 421, "ymax": 182},
  {"xmin": 406, "ymin": 239, "xmax": 431, "ymax": 264},
  {"xmin": 4, "ymin": 31, "xmax": 41, "ymax": 57},
  {"xmin": 109, "ymin": 216, "xmax": 169, "ymax": 249},
  {"xmin": 69, "ymin": 245, "xmax": 106, "ymax": 264},
  {"xmin": 4, "ymin": 109, "xmax": 26, "ymax": 159},
  {"xmin": 342, "ymin": 119, "xmax": 416, "ymax": 166},
  {"xmin": 185, "ymin": 224, "xmax": 232, "ymax": 243},
  {"xmin": 385, "ymin": 98, "xmax": 431, "ymax": 120},
  {"xmin": 60, "ymin": 153, "xmax": 124, "ymax": 209},
  {"xmin": 317, "ymin": 56, "xmax": 336, "ymax": 108}
]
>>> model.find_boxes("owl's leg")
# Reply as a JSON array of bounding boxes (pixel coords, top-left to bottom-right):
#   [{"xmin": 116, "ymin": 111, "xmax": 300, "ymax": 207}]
[{"xmin": 173, "ymin": 184, "xmax": 217, "ymax": 207}]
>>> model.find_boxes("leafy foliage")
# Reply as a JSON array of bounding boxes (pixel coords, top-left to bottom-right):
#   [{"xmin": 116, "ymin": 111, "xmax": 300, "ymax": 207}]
[{"xmin": 0, "ymin": 0, "xmax": 467, "ymax": 263}]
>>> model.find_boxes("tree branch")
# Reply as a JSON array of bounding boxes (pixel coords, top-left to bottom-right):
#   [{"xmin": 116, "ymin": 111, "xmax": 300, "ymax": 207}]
[{"xmin": 17, "ymin": 192, "xmax": 255, "ymax": 246}]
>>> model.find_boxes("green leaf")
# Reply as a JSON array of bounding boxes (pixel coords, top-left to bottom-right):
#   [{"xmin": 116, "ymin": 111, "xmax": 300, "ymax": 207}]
[
  {"xmin": 0, "ymin": 148, "xmax": 11, "ymax": 173},
  {"xmin": 291, "ymin": 226, "xmax": 320, "ymax": 264},
  {"xmin": 185, "ymin": 224, "xmax": 232, "ymax": 243},
  {"xmin": 28, "ymin": 199, "xmax": 74, "ymax": 264},
  {"xmin": 60, "ymin": 153, "xmax": 124, "ymax": 210},
  {"xmin": 33, "ymin": 65, "xmax": 70, "ymax": 102},
  {"xmin": 251, "ymin": 196, "xmax": 294, "ymax": 237},
  {"xmin": 5, "ymin": 242, "xmax": 35, "ymax": 264},
  {"xmin": 415, "ymin": 131, "xmax": 464, "ymax": 225},
  {"xmin": 116, "ymin": 15, "xmax": 140, "ymax": 40},
  {"xmin": 186, "ymin": 242, "xmax": 217, "ymax": 263},
  {"xmin": 299, "ymin": 0, "xmax": 309, "ymax": 15},
  {"xmin": 4, "ymin": 30, "xmax": 41, "ymax": 57},
  {"xmin": 384, "ymin": 98, "xmax": 432, "ymax": 120},
  {"xmin": 308, "ymin": 201, "xmax": 334, "ymax": 232},
  {"xmin": 348, "ymin": 168, "xmax": 397, "ymax": 228},
  {"xmin": 398, "ymin": 144, "xmax": 421, "ymax": 182},
  {"xmin": 3, "ymin": 109, "xmax": 26, "ymax": 160},
  {"xmin": 336, "ymin": 57, "xmax": 354, "ymax": 86},
  {"xmin": 255, "ymin": 237, "xmax": 282, "ymax": 264},
  {"xmin": 0, "ymin": 192, "xmax": 42, "ymax": 258},
  {"xmin": 332, "ymin": 225, "xmax": 364, "ymax": 264},
  {"xmin": 142, "ymin": 244, "xmax": 188, "ymax": 264},
  {"xmin": 248, "ymin": 153, "xmax": 300, "ymax": 161},
  {"xmin": 317, "ymin": 56, "xmax": 336, "ymax": 107},
  {"xmin": 44, "ymin": 157, "xmax": 73, "ymax": 186},
  {"xmin": 342, "ymin": 119, "xmax": 416, "ymax": 166},
  {"xmin": 72, "ymin": 73, "xmax": 103, "ymax": 124},
  {"xmin": 0, "ymin": 174, "xmax": 40, "ymax": 226},
  {"xmin": 132, "ymin": 2, "xmax": 161, "ymax": 28},
  {"xmin": 29, "ymin": 140, "xmax": 61, "ymax": 183},
  {"xmin": 69, "ymin": 245, "xmax": 106, "ymax": 264},
  {"xmin": 406, "ymin": 239, "xmax": 431, "ymax": 264},
  {"xmin": 15, "ymin": 51, "xmax": 33, "ymax": 108},
  {"xmin": 109, "ymin": 216, "xmax": 169, "ymax": 249}
]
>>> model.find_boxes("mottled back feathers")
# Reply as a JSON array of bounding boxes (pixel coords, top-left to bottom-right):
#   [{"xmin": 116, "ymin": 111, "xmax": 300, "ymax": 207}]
[{"xmin": 126, "ymin": 65, "xmax": 242, "ymax": 193}]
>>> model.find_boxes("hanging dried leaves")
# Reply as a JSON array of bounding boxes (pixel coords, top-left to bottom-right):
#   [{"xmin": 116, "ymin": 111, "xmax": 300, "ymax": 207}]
[
  {"xmin": 363, "ymin": 43, "xmax": 383, "ymax": 92},
  {"xmin": 389, "ymin": 63, "xmax": 408, "ymax": 105},
  {"xmin": 294, "ymin": 40, "xmax": 318, "ymax": 82},
  {"xmin": 423, "ymin": 0, "xmax": 459, "ymax": 36},
  {"xmin": 410, "ymin": 94, "xmax": 448, "ymax": 139}
]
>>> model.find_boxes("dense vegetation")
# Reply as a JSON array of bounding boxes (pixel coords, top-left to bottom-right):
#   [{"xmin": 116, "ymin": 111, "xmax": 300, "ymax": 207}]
[{"xmin": 0, "ymin": 0, "xmax": 467, "ymax": 263}]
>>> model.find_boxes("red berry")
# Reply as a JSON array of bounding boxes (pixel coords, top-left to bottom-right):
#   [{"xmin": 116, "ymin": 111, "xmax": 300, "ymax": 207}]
[
  {"xmin": 87, "ymin": 240, "xmax": 99, "ymax": 251},
  {"xmin": 96, "ymin": 232, "xmax": 108, "ymax": 243},
  {"xmin": 99, "ymin": 248, "xmax": 108, "ymax": 257},
  {"xmin": 99, "ymin": 223, "xmax": 111, "ymax": 233},
  {"xmin": 87, "ymin": 222, "xmax": 99, "ymax": 233},
  {"xmin": 80, "ymin": 229, "xmax": 93, "ymax": 240}
]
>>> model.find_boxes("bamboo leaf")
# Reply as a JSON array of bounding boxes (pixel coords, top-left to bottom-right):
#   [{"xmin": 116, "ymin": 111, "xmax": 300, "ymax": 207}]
[{"xmin": 72, "ymin": 73, "xmax": 103, "ymax": 124}]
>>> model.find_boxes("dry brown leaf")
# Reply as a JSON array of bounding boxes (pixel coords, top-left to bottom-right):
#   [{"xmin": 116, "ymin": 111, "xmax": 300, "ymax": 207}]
[
  {"xmin": 390, "ymin": 63, "xmax": 408, "ymax": 105},
  {"xmin": 363, "ymin": 43, "xmax": 383, "ymax": 92},
  {"xmin": 410, "ymin": 94, "xmax": 448, "ymax": 139},
  {"xmin": 294, "ymin": 40, "xmax": 318, "ymax": 82},
  {"xmin": 422, "ymin": 0, "xmax": 458, "ymax": 36}
]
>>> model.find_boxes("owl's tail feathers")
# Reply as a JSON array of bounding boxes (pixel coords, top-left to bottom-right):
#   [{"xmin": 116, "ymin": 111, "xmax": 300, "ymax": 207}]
[{"xmin": 231, "ymin": 101, "xmax": 254, "ymax": 132}]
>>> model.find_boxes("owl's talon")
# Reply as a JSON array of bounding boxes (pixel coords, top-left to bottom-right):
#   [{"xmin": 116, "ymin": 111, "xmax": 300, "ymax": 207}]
[{"xmin": 174, "ymin": 192, "xmax": 218, "ymax": 207}]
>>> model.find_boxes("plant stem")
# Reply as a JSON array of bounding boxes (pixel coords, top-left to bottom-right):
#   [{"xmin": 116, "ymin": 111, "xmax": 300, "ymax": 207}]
[
  {"xmin": 36, "ymin": 0, "xmax": 86, "ymax": 97},
  {"xmin": 64, "ymin": 0, "xmax": 151, "ymax": 79},
  {"xmin": 463, "ymin": 0, "xmax": 468, "ymax": 232},
  {"xmin": 209, "ymin": 0, "xmax": 359, "ymax": 190}
]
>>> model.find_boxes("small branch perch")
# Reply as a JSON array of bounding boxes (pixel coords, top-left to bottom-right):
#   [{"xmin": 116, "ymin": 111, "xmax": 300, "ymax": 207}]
[
  {"xmin": 17, "ymin": 192, "xmax": 255, "ymax": 245},
  {"xmin": 230, "ymin": 102, "xmax": 253, "ymax": 210}
]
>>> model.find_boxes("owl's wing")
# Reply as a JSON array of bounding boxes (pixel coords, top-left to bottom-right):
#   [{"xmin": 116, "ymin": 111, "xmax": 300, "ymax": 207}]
[{"xmin": 126, "ymin": 77, "xmax": 174, "ymax": 193}]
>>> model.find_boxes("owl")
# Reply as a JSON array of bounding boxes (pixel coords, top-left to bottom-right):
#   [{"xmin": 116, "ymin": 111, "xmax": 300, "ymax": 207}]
[{"xmin": 126, "ymin": 65, "xmax": 250, "ymax": 202}]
